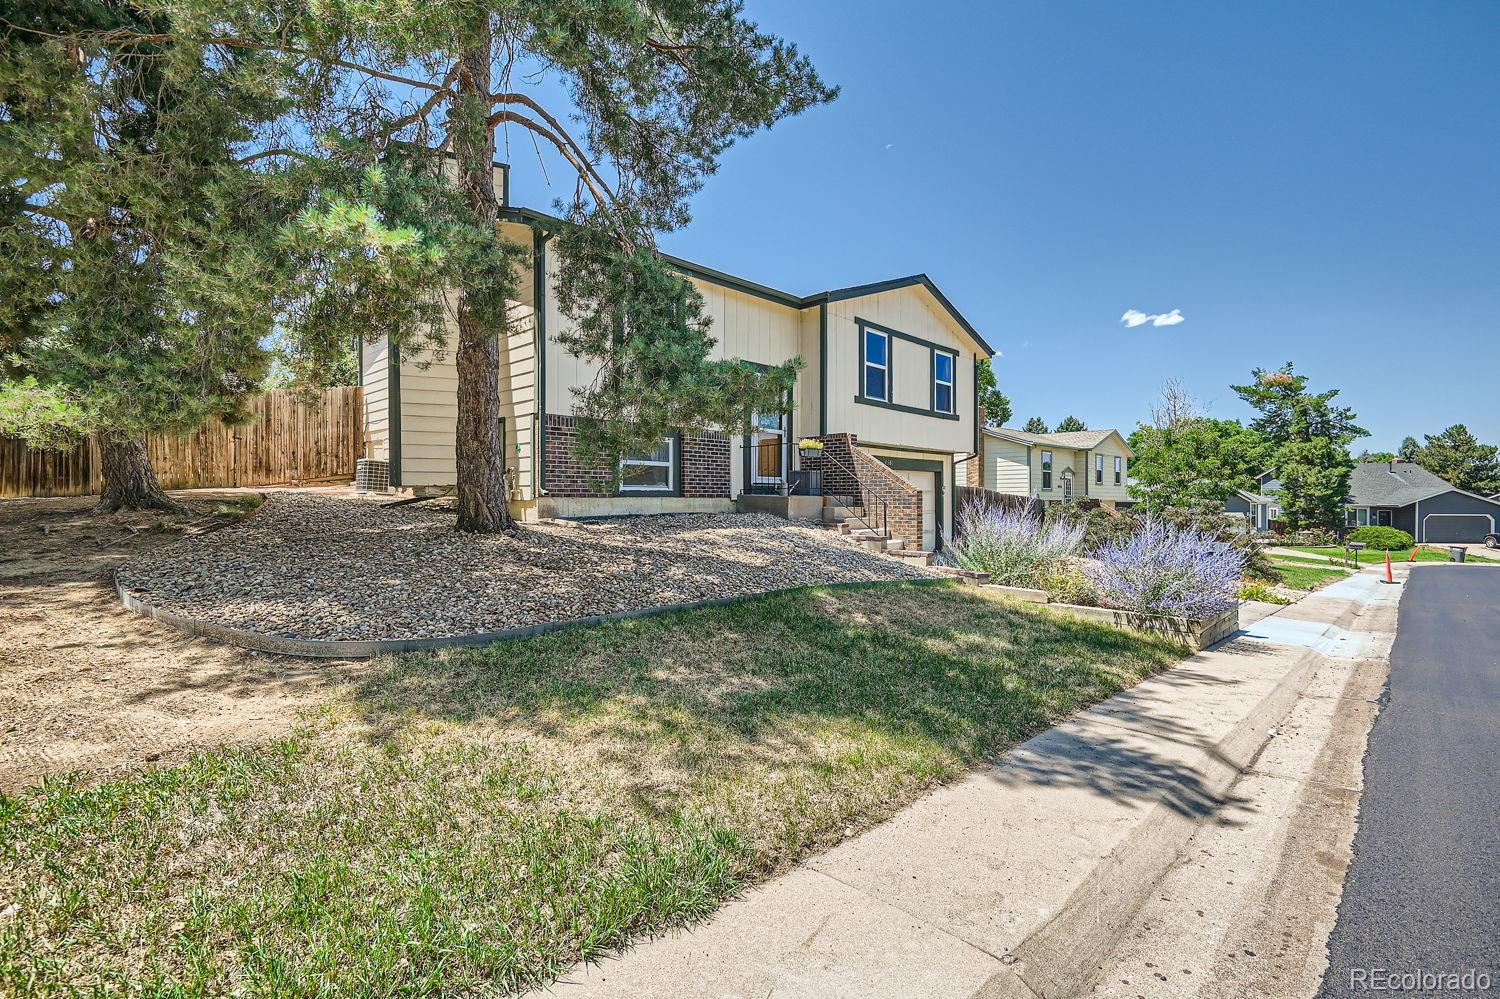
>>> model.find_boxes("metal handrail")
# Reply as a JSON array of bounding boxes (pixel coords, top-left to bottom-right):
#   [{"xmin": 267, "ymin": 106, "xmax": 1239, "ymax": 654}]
[{"xmin": 804, "ymin": 446, "xmax": 889, "ymax": 540}]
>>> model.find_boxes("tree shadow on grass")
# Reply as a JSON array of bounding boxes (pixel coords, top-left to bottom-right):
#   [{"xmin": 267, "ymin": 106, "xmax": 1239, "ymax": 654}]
[{"xmin": 344, "ymin": 582, "xmax": 1226, "ymax": 823}]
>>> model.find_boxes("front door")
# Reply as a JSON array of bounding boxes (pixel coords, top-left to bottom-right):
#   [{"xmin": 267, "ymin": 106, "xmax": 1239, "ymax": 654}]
[{"xmin": 750, "ymin": 411, "xmax": 786, "ymax": 490}]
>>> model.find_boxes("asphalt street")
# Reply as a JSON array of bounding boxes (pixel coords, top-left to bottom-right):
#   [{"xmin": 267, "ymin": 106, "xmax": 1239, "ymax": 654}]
[{"xmin": 1320, "ymin": 567, "xmax": 1500, "ymax": 998}]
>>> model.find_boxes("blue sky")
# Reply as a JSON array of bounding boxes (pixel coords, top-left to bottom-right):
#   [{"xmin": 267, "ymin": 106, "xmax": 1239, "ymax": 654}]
[{"xmin": 507, "ymin": 0, "xmax": 1500, "ymax": 450}]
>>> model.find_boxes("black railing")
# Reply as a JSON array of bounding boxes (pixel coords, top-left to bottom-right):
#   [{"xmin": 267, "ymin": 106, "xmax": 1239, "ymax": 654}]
[{"xmin": 743, "ymin": 440, "xmax": 889, "ymax": 539}]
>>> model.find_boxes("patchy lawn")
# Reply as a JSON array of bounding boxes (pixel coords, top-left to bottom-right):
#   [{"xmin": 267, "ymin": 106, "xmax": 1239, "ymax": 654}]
[
  {"xmin": 0, "ymin": 581, "xmax": 1185, "ymax": 997},
  {"xmin": 1268, "ymin": 561, "xmax": 1352, "ymax": 591}
]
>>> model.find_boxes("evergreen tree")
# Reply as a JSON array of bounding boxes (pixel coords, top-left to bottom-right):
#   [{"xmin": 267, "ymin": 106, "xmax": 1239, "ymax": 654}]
[
  {"xmin": 0, "ymin": 0, "xmax": 288, "ymax": 510},
  {"xmin": 1415, "ymin": 425, "xmax": 1500, "ymax": 494},
  {"xmin": 1054, "ymin": 415, "xmax": 1087, "ymax": 433},
  {"xmin": 4, "ymin": 1, "xmax": 835, "ymax": 529},
  {"xmin": 1398, "ymin": 435, "xmax": 1422, "ymax": 462},
  {"xmin": 1355, "ymin": 450, "xmax": 1396, "ymax": 463},
  {"xmin": 1232, "ymin": 363, "xmax": 1365, "ymax": 531},
  {"xmin": 974, "ymin": 357, "xmax": 1011, "ymax": 427},
  {"xmin": 1023, "ymin": 416, "xmax": 1049, "ymax": 434}
]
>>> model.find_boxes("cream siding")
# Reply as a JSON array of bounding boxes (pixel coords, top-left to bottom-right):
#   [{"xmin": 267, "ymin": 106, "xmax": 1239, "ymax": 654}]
[
  {"xmin": 360, "ymin": 337, "xmax": 390, "ymax": 461},
  {"xmin": 823, "ymin": 287, "xmax": 977, "ymax": 454},
  {"xmin": 396, "ymin": 322, "xmax": 460, "ymax": 487},
  {"xmin": 1083, "ymin": 433, "xmax": 1134, "ymax": 503},
  {"xmin": 984, "ymin": 436, "xmax": 1031, "ymax": 495}
]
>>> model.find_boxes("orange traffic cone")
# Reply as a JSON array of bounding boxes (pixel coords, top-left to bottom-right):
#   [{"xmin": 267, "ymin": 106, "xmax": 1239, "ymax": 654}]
[
  {"xmin": 1408, "ymin": 545, "xmax": 1419, "ymax": 562},
  {"xmin": 1385, "ymin": 550, "xmax": 1394, "ymax": 584}
]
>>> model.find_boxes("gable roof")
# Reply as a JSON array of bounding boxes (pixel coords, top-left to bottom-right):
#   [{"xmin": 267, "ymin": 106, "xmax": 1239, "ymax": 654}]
[
  {"xmin": 984, "ymin": 427, "xmax": 1133, "ymax": 456},
  {"xmin": 500, "ymin": 205, "xmax": 994, "ymax": 357},
  {"xmin": 1347, "ymin": 460, "xmax": 1500, "ymax": 508}
]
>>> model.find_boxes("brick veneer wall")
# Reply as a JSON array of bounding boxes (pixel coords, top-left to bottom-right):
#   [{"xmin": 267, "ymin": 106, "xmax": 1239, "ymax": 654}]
[
  {"xmin": 802, "ymin": 433, "xmax": 926, "ymax": 548},
  {"xmin": 543, "ymin": 415, "xmax": 729, "ymax": 499}
]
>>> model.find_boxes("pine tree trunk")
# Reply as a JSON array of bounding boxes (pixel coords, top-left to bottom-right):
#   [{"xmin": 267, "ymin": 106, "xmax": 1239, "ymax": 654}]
[
  {"xmin": 96, "ymin": 436, "xmax": 184, "ymax": 514},
  {"xmin": 451, "ymin": 27, "xmax": 514, "ymax": 533}
]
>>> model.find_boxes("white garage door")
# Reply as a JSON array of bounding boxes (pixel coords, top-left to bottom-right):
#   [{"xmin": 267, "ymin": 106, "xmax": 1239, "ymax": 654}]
[
  {"xmin": 893, "ymin": 469, "xmax": 937, "ymax": 551},
  {"xmin": 1423, "ymin": 514, "xmax": 1495, "ymax": 543}
]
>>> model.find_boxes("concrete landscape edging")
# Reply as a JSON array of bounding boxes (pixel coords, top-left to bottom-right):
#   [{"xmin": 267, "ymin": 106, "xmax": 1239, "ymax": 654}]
[{"xmin": 114, "ymin": 571, "xmax": 953, "ymax": 659}]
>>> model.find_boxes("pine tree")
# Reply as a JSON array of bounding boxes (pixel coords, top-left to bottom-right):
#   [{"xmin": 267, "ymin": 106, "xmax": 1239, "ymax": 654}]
[
  {"xmin": 1023, "ymin": 416, "xmax": 1049, "ymax": 434},
  {"xmin": 1415, "ymin": 425, "xmax": 1500, "ymax": 494},
  {"xmin": 1397, "ymin": 435, "xmax": 1422, "ymax": 462},
  {"xmin": 1232, "ymin": 363, "xmax": 1365, "ymax": 531},
  {"xmin": 1054, "ymin": 415, "xmax": 1087, "ymax": 433},
  {"xmin": 4, "ymin": 1, "xmax": 835, "ymax": 529}
]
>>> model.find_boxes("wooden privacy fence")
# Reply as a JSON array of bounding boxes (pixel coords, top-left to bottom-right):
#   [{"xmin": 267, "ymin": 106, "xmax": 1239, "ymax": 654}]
[{"xmin": 0, "ymin": 386, "xmax": 363, "ymax": 499}]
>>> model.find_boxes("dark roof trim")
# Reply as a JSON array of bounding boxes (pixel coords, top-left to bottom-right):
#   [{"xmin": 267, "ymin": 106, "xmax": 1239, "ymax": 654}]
[{"xmin": 496, "ymin": 205, "xmax": 993, "ymax": 357}]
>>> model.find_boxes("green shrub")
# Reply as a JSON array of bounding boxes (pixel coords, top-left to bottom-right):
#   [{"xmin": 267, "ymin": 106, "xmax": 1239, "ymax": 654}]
[
  {"xmin": 1036, "ymin": 565, "xmax": 1097, "ymax": 606},
  {"xmin": 1347, "ymin": 525, "xmax": 1413, "ymax": 551},
  {"xmin": 1238, "ymin": 582, "xmax": 1290, "ymax": 605}
]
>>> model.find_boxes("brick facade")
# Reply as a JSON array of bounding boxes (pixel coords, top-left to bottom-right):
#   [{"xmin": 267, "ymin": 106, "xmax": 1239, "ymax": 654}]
[
  {"xmin": 801, "ymin": 433, "xmax": 926, "ymax": 548},
  {"xmin": 543, "ymin": 414, "xmax": 729, "ymax": 499}
]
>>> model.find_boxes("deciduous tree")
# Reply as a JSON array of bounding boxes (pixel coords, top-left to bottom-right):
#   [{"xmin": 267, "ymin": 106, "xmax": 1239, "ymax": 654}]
[{"xmin": 975, "ymin": 357, "xmax": 1011, "ymax": 427}]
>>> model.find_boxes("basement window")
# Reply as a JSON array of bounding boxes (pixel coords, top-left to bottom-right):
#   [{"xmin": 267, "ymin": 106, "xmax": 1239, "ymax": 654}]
[{"xmin": 620, "ymin": 438, "xmax": 675, "ymax": 492}]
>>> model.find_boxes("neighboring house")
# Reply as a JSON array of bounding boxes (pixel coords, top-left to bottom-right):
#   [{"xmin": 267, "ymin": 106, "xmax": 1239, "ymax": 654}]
[
  {"xmin": 359, "ymin": 163, "xmax": 993, "ymax": 553},
  {"xmin": 1228, "ymin": 461, "xmax": 1500, "ymax": 542},
  {"xmin": 1225, "ymin": 471, "xmax": 1282, "ymax": 531},
  {"xmin": 961, "ymin": 427, "xmax": 1136, "ymax": 508}
]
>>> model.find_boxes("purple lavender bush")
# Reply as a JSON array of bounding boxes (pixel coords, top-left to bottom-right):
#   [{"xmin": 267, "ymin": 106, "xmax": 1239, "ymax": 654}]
[
  {"xmin": 953, "ymin": 499, "xmax": 1085, "ymax": 587},
  {"xmin": 1085, "ymin": 518, "xmax": 1245, "ymax": 619}
]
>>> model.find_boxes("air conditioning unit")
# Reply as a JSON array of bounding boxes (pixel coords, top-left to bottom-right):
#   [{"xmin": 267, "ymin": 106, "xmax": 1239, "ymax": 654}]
[{"xmin": 355, "ymin": 458, "xmax": 392, "ymax": 493}]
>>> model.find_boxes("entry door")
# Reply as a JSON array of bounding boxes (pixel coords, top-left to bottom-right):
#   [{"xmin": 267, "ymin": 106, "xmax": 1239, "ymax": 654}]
[
  {"xmin": 893, "ymin": 469, "xmax": 938, "ymax": 551},
  {"xmin": 751, "ymin": 411, "xmax": 786, "ymax": 486}
]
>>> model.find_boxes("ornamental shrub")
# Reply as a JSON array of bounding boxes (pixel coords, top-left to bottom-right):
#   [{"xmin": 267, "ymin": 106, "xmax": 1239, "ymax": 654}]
[
  {"xmin": 953, "ymin": 500, "xmax": 1085, "ymax": 587},
  {"xmin": 1086, "ymin": 518, "xmax": 1246, "ymax": 619},
  {"xmin": 1347, "ymin": 525, "xmax": 1413, "ymax": 551}
]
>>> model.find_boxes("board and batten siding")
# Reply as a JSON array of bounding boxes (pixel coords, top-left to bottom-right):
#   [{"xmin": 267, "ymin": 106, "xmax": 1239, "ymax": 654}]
[
  {"xmin": 823, "ymin": 287, "xmax": 977, "ymax": 455},
  {"xmin": 360, "ymin": 337, "xmax": 390, "ymax": 461}
]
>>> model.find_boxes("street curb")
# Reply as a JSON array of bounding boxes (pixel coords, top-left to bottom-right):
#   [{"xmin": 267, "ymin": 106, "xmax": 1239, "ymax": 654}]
[
  {"xmin": 983, "ymin": 639, "xmax": 1326, "ymax": 999},
  {"xmin": 113, "ymin": 572, "xmax": 952, "ymax": 659}
]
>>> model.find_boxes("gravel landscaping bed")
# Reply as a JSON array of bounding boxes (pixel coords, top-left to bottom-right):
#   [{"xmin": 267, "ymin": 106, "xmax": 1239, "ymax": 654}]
[{"xmin": 116, "ymin": 494, "xmax": 936, "ymax": 641}]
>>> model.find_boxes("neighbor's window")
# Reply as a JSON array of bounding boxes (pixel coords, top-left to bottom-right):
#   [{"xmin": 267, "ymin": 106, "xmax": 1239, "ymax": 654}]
[
  {"xmin": 1346, "ymin": 507, "xmax": 1358, "ymax": 527},
  {"xmin": 863, "ymin": 327, "xmax": 889, "ymax": 401},
  {"xmin": 620, "ymin": 437, "xmax": 674, "ymax": 492},
  {"xmin": 1115, "ymin": 455, "xmax": 1124, "ymax": 484},
  {"xmin": 1095, "ymin": 453, "xmax": 1104, "ymax": 484},
  {"xmin": 933, "ymin": 351, "xmax": 955, "ymax": 414},
  {"xmin": 1041, "ymin": 450, "xmax": 1053, "ymax": 490}
]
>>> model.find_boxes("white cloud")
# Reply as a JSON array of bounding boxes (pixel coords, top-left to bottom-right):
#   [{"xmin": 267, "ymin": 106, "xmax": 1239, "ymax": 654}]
[{"xmin": 1121, "ymin": 308, "xmax": 1185, "ymax": 328}]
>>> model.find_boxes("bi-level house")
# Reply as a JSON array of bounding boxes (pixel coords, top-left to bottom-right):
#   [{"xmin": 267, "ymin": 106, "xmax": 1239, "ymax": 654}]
[
  {"xmin": 963, "ymin": 427, "xmax": 1136, "ymax": 508},
  {"xmin": 359, "ymin": 164, "xmax": 994, "ymax": 553}
]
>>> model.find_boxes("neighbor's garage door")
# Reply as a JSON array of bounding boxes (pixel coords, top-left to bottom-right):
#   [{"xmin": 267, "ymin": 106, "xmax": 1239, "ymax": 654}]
[
  {"xmin": 892, "ymin": 469, "xmax": 937, "ymax": 551},
  {"xmin": 1424, "ymin": 514, "xmax": 1495, "ymax": 543}
]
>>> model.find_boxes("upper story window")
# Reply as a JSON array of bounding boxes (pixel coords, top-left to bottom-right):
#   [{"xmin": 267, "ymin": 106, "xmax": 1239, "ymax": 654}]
[
  {"xmin": 1095, "ymin": 454, "xmax": 1104, "ymax": 484},
  {"xmin": 1115, "ymin": 456, "xmax": 1123, "ymax": 484},
  {"xmin": 932, "ymin": 352, "xmax": 955, "ymax": 414},
  {"xmin": 620, "ymin": 437, "xmax": 675, "ymax": 492},
  {"xmin": 863, "ymin": 327, "xmax": 889, "ymax": 401},
  {"xmin": 1041, "ymin": 450, "xmax": 1053, "ymax": 490}
]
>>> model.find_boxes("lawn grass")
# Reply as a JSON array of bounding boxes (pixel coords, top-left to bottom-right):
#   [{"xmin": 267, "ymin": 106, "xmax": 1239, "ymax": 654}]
[
  {"xmin": 1283, "ymin": 544, "xmax": 1495, "ymax": 566},
  {"xmin": 1267, "ymin": 561, "xmax": 1351, "ymax": 591},
  {"xmin": 0, "ymin": 581, "xmax": 1185, "ymax": 998}
]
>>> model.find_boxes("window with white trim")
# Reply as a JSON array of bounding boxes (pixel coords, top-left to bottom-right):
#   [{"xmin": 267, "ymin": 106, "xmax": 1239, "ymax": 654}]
[
  {"xmin": 933, "ymin": 351, "xmax": 955, "ymax": 414},
  {"xmin": 863, "ymin": 327, "xmax": 889, "ymax": 401},
  {"xmin": 1115, "ymin": 455, "xmax": 1123, "ymax": 484},
  {"xmin": 1095, "ymin": 453, "xmax": 1104, "ymax": 484},
  {"xmin": 1041, "ymin": 450, "xmax": 1053, "ymax": 490},
  {"xmin": 620, "ymin": 437, "xmax": 674, "ymax": 492}
]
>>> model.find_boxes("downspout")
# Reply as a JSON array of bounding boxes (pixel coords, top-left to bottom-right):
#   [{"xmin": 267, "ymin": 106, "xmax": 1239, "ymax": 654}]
[{"xmin": 533, "ymin": 226, "xmax": 552, "ymax": 497}]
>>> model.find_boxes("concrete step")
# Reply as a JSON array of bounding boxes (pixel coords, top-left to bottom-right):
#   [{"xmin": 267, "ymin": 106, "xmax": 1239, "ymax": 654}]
[
  {"xmin": 887, "ymin": 549, "xmax": 935, "ymax": 566},
  {"xmin": 849, "ymin": 528, "xmax": 889, "ymax": 541},
  {"xmin": 882, "ymin": 538, "xmax": 906, "ymax": 552}
]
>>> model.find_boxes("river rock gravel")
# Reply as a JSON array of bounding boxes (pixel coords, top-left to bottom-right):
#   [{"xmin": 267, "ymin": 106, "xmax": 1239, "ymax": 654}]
[{"xmin": 115, "ymin": 493, "xmax": 936, "ymax": 641}]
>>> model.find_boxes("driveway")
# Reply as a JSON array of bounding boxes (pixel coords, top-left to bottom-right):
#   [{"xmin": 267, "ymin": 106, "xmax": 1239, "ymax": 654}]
[{"xmin": 1318, "ymin": 567, "xmax": 1500, "ymax": 997}]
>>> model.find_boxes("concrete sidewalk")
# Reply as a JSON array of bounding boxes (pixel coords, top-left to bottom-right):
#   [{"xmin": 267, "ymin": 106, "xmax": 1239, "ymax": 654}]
[{"xmin": 541, "ymin": 574, "xmax": 1402, "ymax": 999}]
